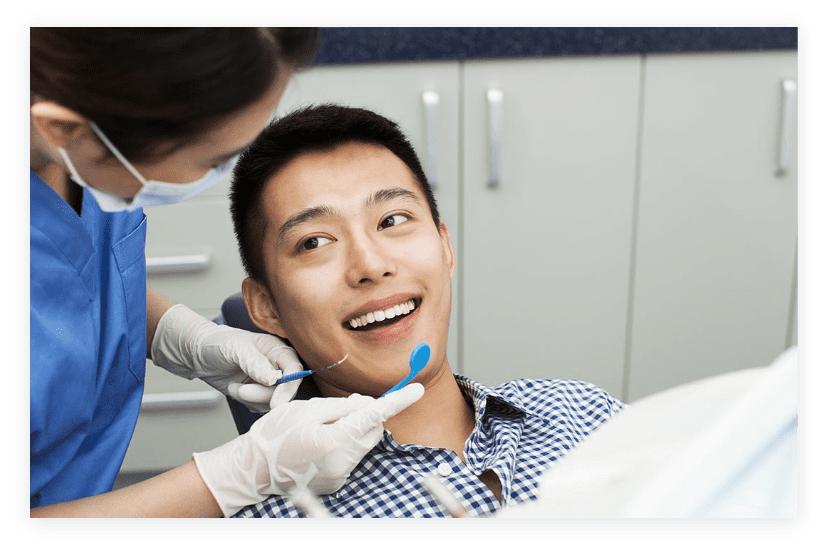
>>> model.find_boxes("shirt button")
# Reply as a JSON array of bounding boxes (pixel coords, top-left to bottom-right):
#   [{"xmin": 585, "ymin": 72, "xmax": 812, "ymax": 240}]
[{"xmin": 437, "ymin": 463, "xmax": 452, "ymax": 477}]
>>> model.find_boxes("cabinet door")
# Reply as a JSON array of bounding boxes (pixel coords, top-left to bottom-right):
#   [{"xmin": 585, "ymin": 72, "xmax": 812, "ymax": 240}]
[
  {"xmin": 275, "ymin": 62, "xmax": 462, "ymax": 370},
  {"xmin": 461, "ymin": 57, "xmax": 642, "ymax": 399},
  {"xmin": 628, "ymin": 51, "xmax": 797, "ymax": 401},
  {"xmin": 145, "ymin": 197, "xmax": 246, "ymax": 314},
  {"xmin": 128, "ymin": 197, "xmax": 247, "ymax": 474}
]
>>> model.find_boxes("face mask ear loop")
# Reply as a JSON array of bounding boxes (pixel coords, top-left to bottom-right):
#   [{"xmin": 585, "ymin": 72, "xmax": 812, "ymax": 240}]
[
  {"xmin": 87, "ymin": 121, "xmax": 149, "ymax": 187},
  {"xmin": 55, "ymin": 147, "xmax": 87, "ymax": 187}
]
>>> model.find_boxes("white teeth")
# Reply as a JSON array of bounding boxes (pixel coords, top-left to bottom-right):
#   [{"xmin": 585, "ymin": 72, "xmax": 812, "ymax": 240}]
[{"xmin": 348, "ymin": 299, "xmax": 417, "ymax": 329}]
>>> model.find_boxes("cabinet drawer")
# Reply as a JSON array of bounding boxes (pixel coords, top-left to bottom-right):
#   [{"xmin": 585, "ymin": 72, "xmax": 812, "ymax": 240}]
[
  {"xmin": 144, "ymin": 197, "xmax": 246, "ymax": 313},
  {"xmin": 121, "ymin": 361, "xmax": 238, "ymax": 472},
  {"xmin": 122, "ymin": 308, "xmax": 241, "ymax": 472}
]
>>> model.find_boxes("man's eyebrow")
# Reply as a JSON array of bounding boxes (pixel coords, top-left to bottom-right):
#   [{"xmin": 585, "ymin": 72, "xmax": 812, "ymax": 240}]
[
  {"xmin": 276, "ymin": 188, "xmax": 423, "ymax": 246},
  {"xmin": 276, "ymin": 204, "xmax": 340, "ymax": 246},
  {"xmin": 366, "ymin": 187, "xmax": 422, "ymax": 207}
]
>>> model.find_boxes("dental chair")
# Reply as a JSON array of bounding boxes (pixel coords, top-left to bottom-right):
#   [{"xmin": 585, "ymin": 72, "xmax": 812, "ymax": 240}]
[{"xmin": 215, "ymin": 292, "xmax": 320, "ymax": 435}]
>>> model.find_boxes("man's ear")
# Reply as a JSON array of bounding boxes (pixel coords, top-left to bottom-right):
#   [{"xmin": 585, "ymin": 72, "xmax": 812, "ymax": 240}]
[
  {"xmin": 438, "ymin": 222, "xmax": 456, "ymax": 277},
  {"xmin": 30, "ymin": 101, "xmax": 92, "ymax": 149},
  {"xmin": 241, "ymin": 277, "xmax": 288, "ymax": 338}
]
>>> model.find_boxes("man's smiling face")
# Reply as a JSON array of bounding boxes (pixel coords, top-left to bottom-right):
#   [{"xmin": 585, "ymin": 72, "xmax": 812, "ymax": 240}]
[{"xmin": 244, "ymin": 141, "xmax": 455, "ymax": 398}]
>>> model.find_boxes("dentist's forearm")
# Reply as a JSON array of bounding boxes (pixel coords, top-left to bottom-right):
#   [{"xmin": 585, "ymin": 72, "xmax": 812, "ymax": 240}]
[
  {"xmin": 30, "ymin": 460, "xmax": 223, "ymax": 518},
  {"xmin": 146, "ymin": 285, "xmax": 177, "ymax": 358}
]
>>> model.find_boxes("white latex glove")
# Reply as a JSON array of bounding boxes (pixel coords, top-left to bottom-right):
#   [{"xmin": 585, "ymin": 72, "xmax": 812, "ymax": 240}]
[
  {"xmin": 151, "ymin": 304, "xmax": 304, "ymax": 412},
  {"xmin": 227, "ymin": 375, "xmax": 302, "ymax": 411},
  {"xmin": 193, "ymin": 383, "xmax": 425, "ymax": 517}
]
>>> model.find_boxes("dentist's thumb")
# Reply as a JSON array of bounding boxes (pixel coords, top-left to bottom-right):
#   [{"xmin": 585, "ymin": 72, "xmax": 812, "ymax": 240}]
[
  {"xmin": 326, "ymin": 383, "xmax": 425, "ymax": 443},
  {"xmin": 371, "ymin": 383, "xmax": 425, "ymax": 423}
]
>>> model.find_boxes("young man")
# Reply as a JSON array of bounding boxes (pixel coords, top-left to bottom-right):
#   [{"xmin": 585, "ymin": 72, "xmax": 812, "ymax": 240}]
[{"xmin": 229, "ymin": 104, "xmax": 625, "ymax": 517}]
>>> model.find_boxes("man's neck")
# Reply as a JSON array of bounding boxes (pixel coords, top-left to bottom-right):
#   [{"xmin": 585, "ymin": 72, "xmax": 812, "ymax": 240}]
[
  {"xmin": 380, "ymin": 366, "xmax": 476, "ymax": 461},
  {"xmin": 316, "ymin": 360, "xmax": 503, "ymax": 501}
]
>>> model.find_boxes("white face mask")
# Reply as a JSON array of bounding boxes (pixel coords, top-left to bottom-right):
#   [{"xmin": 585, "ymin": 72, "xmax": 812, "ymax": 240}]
[{"xmin": 56, "ymin": 121, "xmax": 238, "ymax": 212}]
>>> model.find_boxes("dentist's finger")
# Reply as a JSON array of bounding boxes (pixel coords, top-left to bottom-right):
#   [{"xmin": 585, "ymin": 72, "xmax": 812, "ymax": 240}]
[
  {"xmin": 226, "ymin": 336, "xmax": 282, "ymax": 386},
  {"xmin": 270, "ymin": 376, "xmax": 302, "ymax": 408},
  {"xmin": 227, "ymin": 382, "xmax": 272, "ymax": 413},
  {"xmin": 261, "ymin": 343, "xmax": 304, "ymax": 377},
  {"xmin": 236, "ymin": 383, "xmax": 276, "ymax": 404}
]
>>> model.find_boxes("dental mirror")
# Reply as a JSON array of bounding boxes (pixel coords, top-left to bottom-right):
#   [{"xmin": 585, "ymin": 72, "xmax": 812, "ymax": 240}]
[{"xmin": 382, "ymin": 342, "xmax": 430, "ymax": 397}]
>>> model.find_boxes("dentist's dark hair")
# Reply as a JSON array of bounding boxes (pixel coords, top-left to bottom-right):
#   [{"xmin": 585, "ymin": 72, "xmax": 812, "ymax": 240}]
[
  {"xmin": 230, "ymin": 104, "xmax": 441, "ymax": 283},
  {"xmin": 30, "ymin": 27, "xmax": 319, "ymax": 163}
]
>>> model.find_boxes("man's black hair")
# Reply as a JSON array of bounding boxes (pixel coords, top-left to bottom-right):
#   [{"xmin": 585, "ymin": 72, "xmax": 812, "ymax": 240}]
[{"xmin": 230, "ymin": 103, "xmax": 440, "ymax": 283}]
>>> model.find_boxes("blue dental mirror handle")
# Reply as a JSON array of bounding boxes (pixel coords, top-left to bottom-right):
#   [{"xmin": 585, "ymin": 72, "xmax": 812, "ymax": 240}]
[{"xmin": 381, "ymin": 343, "xmax": 430, "ymax": 397}]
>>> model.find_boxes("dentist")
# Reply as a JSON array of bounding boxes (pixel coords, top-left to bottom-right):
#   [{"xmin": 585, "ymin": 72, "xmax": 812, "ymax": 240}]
[{"xmin": 30, "ymin": 27, "xmax": 422, "ymax": 517}]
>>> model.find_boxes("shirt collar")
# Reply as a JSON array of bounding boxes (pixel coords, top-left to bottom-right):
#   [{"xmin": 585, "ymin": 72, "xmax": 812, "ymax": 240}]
[
  {"xmin": 377, "ymin": 374, "xmax": 529, "ymax": 453},
  {"xmin": 453, "ymin": 374, "xmax": 532, "ymax": 419},
  {"xmin": 296, "ymin": 371, "xmax": 528, "ymax": 416},
  {"xmin": 295, "ymin": 371, "xmax": 531, "ymax": 449}
]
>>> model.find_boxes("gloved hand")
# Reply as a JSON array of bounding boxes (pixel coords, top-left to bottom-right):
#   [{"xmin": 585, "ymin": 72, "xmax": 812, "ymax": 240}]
[
  {"xmin": 150, "ymin": 303, "xmax": 304, "ymax": 412},
  {"xmin": 193, "ymin": 383, "xmax": 425, "ymax": 517},
  {"xmin": 226, "ymin": 378, "xmax": 304, "ymax": 413}
]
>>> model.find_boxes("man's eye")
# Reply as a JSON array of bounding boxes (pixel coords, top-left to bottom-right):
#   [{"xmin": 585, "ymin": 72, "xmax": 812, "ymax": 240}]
[
  {"xmin": 380, "ymin": 214, "xmax": 409, "ymax": 229},
  {"xmin": 301, "ymin": 236, "xmax": 332, "ymax": 251}
]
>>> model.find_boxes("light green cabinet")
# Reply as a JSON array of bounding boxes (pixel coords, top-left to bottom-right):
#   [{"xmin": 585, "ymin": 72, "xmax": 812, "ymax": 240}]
[
  {"xmin": 459, "ymin": 57, "xmax": 642, "ymax": 399},
  {"xmin": 122, "ymin": 50, "xmax": 798, "ymax": 476},
  {"xmin": 626, "ymin": 51, "xmax": 798, "ymax": 400}
]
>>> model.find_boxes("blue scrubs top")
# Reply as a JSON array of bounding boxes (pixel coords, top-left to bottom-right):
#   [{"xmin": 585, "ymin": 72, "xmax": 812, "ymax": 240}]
[{"xmin": 30, "ymin": 170, "xmax": 147, "ymax": 508}]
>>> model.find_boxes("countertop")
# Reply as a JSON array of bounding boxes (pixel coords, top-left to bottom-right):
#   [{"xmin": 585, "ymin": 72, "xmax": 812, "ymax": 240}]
[{"xmin": 313, "ymin": 27, "xmax": 797, "ymax": 65}]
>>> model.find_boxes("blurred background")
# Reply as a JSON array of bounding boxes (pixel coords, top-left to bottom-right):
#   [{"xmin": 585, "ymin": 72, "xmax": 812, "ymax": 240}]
[{"xmin": 118, "ymin": 27, "xmax": 798, "ymax": 485}]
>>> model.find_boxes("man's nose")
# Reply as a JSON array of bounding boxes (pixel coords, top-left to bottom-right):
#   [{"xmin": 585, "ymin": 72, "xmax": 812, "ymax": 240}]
[{"xmin": 344, "ymin": 234, "xmax": 397, "ymax": 287}]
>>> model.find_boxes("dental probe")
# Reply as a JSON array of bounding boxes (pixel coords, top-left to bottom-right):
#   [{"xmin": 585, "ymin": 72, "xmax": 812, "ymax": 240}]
[{"xmin": 273, "ymin": 353, "xmax": 349, "ymax": 387}]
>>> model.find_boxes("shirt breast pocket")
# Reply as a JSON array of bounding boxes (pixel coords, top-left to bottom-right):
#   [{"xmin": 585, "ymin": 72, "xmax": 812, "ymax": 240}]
[{"xmin": 111, "ymin": 213, "xmax": 148, "ymax": 383}]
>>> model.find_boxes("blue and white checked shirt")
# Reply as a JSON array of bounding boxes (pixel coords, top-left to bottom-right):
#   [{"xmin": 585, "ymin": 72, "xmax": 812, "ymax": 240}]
[{"xmin": 234, "ymin": 375, "xmax": 624, "ymax": 518}]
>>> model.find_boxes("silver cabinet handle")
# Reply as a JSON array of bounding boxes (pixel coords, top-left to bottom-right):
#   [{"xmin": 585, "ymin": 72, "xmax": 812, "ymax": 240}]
[
  {"xmin": 140, "ymin": 390, "xmax": 224, "ymax": 412},
  {"xmin": 487, "ymin": 88, "xmax": 504, "ymax": 189},
  {"xmin": 777, "ymin": 79, "xmax": 797, "ymax": 176},
  {"xmin": 146, "ymin": 253, "xmax": 211, "ymax": 275},
  {"xmin": 422, "ymin": 91, "xmax": 440, "ymax": 189}
]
